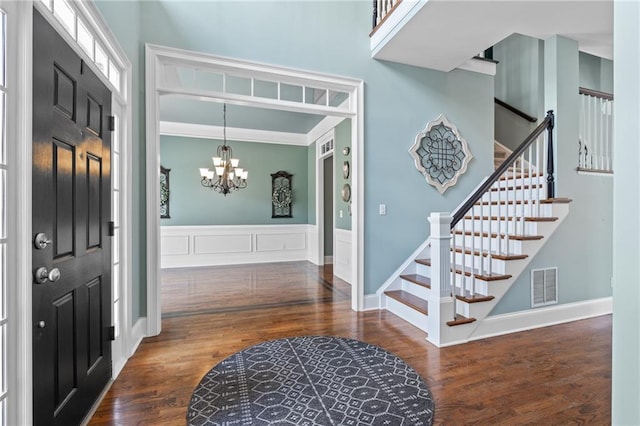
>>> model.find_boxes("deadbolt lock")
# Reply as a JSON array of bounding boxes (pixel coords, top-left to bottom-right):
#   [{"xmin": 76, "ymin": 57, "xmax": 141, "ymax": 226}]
[{"xmin": 34, "ymin": 233, "xmax": 53, "ymax": 250}]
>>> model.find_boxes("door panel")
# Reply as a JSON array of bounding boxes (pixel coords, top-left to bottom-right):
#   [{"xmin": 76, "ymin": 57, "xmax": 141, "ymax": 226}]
[{"xmin": 32, "ymin": 10, "xmax": 112, "ymax": 426}]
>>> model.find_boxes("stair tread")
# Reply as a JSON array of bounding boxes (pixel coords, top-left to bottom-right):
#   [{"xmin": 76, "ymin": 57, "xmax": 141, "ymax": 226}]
[
  {"xmin": 385, "ymin": 290, "xmax": 428, "ymax": 315},
  {"xmin": 400, "ymin": 274, "xmax": 431, "ymax": 289},
  {"xmin": 446, "ymin": 315, "xmax": 476, "ymax": 327},
  {"xmin": 415, "ymin": 259, "xmax": 512, "ymax": 281},
  {"xmin": 453, "ymin": 230, "xmax": 544, "ymax": 240},
  {"xmin": 540, "ymin": 197, "xmax": 573, "ymax": 204},
  {"xmin": 455, "ymin": 293, "xmax": 495, "ymax": 303},
  {"xmin": 463, "ymin": 215, "xmax": 558, "ymax": 222},
  {"xmin": 452, "ymin": 246, "xmax": 528, "ymax": 260}
]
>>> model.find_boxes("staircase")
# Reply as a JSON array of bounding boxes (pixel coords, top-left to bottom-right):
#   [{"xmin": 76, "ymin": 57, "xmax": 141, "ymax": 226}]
[{"xmin": 378, "ymin": 111, "xmax": 572, "ymax": 346}]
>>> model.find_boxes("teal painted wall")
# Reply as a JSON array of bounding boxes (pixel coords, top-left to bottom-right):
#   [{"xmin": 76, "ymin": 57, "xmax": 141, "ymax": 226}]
[
  {"xmin": 334, "ymin": 119, "xmax": 352, "ymax": 230},
  {"xmin": 96, "ymin": 0, "xmax": 494, "ymax": 305},
  {"xmin": 160, "ymin": 136, "xmax": 309, "ymax": 225},
  {"xmin": 579, "ymin": 51, "xmax": 613, "ymax": 93},
  {"xmin": 493, "ymin": 34, "xmax": 544, "ymax": 151},
  {"xmin": 95, "ymin": 1, "xmax": 613, "ymax": 321},
  {"xmin": 494, "ymin": 34, "xmax": 545, "ymax": 120},
  {"xmin": 612, "ymin": 1, "xmax": 640, "ymax": 422},
  {"xmin": 490, "ymin": 36, "xmax": 613, "ymax": 316}
]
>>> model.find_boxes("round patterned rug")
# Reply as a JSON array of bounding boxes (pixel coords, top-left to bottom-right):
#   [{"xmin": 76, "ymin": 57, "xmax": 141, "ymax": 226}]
[{"xmin": 187, "ymin": 336, "xmax": 435, "ymax": 425}]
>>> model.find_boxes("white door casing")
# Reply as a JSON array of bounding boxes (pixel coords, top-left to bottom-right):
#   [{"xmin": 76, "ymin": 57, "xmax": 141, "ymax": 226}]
[{"xmin": 145, "ymin": 44, "xmax": 365, "ymax": 336}]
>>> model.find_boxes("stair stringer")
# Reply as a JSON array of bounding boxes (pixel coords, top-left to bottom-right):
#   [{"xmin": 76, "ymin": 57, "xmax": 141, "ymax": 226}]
[{"xmin": 437, "ymin": 202, "xmax": 571, "ymax": 346}]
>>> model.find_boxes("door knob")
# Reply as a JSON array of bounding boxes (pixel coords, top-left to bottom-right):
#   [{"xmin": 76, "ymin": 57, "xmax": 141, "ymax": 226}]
[
  {"xmin": 48, "ymin": 268, "xmax": 61, "ymax": 282},
  {"xmin": 34, "ymin": 267, "xmax": 61, "ymax": 284},
  {"xmin": 37, "ymin": 321, "xmax": 46, "ymax": 328},
  {"xmin": 34, "ymin": 233, "xmax": 53, "ymax": 249}
]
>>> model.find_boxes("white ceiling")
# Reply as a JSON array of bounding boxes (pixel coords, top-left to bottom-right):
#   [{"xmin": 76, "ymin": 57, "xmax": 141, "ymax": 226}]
[{"xmin": 372, "ymin": 0, "xmax": 613, "ymax": 72}]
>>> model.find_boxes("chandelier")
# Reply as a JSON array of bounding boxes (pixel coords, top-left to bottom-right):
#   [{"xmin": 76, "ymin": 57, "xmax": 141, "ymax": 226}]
[{"xmin": 199, "ymin": 104, "xmax": 248, "ymax": 195}]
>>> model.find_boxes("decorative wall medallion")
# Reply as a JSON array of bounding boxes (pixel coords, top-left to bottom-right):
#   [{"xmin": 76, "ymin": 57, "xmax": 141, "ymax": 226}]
[
  {"xmin": 409, "ymin": 114, "xmax": 473, "ymax": 194},
  {"xmin": 343, "ymin": 161, "xmax": 350, "ymax": 179},
  {"xmin": 160, "ymin": 166, "xmax": 171, "ymax": 218},
  {"xmin": 341, "ymin": 183, "xmax": 351, "ymax": 202},
  {"xmin": 271, "ymin": 171, "xmax": 293, "ymax": 218}
]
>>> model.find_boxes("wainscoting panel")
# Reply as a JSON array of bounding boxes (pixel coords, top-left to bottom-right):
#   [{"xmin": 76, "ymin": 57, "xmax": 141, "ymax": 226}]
[
  {"xmin": 334, "ymin": 229, "xmax": 352, "ymax": 284},
  {"xmin": 161, "ymin": 225, "xmax": 312, "ymax": 268},
  {"xmin": 161, "ymin": 235, "xmax": 190, "ymax": 256},
  {"xmin": 256, "ymin": 233, "xmax": 306, "ymax": 252},
  {"xmin": 194, "ymin": 234, "xmax": 252, "ymax": 255}
]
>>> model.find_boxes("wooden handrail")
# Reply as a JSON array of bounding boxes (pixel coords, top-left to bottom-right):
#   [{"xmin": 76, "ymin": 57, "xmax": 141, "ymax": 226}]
[
  {"xmin": 494, "ymin": 98, "xmax": 537, "ymax": 123},
  {"xmin": 579, "ymin": 87, "xmax": 613, "ymax": 101},
  {"xmin": 451, "ymin": 111, "xmax": 554, "ymax": 228}
]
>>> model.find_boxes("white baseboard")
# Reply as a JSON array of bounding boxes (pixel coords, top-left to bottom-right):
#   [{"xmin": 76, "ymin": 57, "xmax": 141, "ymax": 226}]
[
  {"xmin": 129, "ymin": 317, "xmax": 148, "ymax": 357},
  {"xmin": 362, "ymin": 294, "xmax": 380, "ymax": 311},
  {"xmin": 324, "ymin": 256, "xmax": 333, "ymax": 264},
  {"xmin": 469, "ymin": 297, "xmax": 613, "ymax": 342}
]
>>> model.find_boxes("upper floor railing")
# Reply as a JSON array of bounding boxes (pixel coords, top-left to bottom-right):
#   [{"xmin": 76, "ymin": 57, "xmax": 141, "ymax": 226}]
[
  {"xmin": 372, "ymin": 0, "xmax": 402, "ymax": 33},
  {"xmin": 578, "ymin": 87, "xmax": 613, "ymax": 174}
]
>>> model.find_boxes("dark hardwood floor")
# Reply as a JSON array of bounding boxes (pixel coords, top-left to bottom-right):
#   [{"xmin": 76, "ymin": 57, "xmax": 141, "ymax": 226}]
[{"xmin": 90, "ymin": 262, "xmax": 612, "ymax": 425}]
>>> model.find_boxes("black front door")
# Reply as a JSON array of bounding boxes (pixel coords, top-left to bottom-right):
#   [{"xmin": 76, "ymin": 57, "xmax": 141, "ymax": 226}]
[{"xmin": 32, "ymin": 9, "xmax": 112, "ymax": 425}]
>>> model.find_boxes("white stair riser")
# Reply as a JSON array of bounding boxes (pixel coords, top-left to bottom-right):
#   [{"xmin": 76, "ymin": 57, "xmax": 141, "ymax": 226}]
[
  {"xmin": 400, "ymin": 280, "xmax": 429, "ymax": 299},
  {"xmin": 492, "ymin": 176, "xmax": 546, "ymax": 190},
  {"xmin": 452, "ymin": 252, "xmax": 507, "ymax": 274},
  {"xmin": 472, "ymin": 204, "xmax": 552, "ymax": 217},
  {"xmin": 453, "ymin": 235, "xmax": 525, "ymax": 254},
  {"xmin": 455, "ymin": 280, "xmax": 513, "ymax": 318},
  {"xmin": 483, "ymin": 189, "xmax": 546, "ymax": 203},
  {"xmin": 452, "ymin": 274, "xmax": 490, "ymax": 296},
  {"xmin": 459, "ymin": 218, "xmax": 542, "ymax": 235},
  {"xmin": 384, "ymin": 296, "xmax": 429, "ymax": 333}
]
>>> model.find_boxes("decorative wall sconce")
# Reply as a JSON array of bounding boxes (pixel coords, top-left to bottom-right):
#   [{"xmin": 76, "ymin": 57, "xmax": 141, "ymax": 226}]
[
  {"xmin": 409, "ymin": 114, "xmax": 473, "ymax": 194},
  {"xmin": 160, "ymin": 166, "xmax": 170, "ymax": 218},
  {"xmin": 271, "ymin": 171, "xmax": 293, "ymax": 218}
]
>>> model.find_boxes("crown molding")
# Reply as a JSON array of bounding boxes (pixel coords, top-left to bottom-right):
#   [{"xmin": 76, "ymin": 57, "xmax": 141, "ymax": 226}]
[{"xmin": 160, "ymin": 121, "xmax": 308, "ymax": 146}]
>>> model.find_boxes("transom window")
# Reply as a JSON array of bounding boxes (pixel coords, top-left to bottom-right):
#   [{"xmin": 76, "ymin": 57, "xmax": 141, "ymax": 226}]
[{"xmin": 38, "ymin": 0, "xmax": 123, "ymax": 96}]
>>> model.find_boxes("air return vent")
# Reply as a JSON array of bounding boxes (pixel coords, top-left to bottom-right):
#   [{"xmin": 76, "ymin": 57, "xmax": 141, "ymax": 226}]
[{"xmin": 531, "ymin": 267, "xmax": 558, "ymax": 307}]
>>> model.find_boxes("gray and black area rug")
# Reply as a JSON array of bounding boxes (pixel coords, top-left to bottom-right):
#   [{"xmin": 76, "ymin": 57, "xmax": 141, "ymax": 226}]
[{"xmin": 187, "ymin": 336, "xmax": 434, "ymax": 425}]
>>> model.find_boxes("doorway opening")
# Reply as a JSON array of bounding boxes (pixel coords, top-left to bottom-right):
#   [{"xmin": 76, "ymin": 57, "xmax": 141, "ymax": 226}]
[{"xmin": 146, "ymin": 45, "xmax": 364, "ymax": 335}]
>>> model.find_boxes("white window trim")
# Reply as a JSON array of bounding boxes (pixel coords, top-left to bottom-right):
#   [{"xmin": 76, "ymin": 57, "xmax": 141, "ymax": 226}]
[{"xmin": 145, "ymin": 44, "xmax": 365, "ymax": 337}]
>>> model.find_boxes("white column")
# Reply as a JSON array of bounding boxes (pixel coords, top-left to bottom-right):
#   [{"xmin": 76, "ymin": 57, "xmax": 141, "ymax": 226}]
[
  {"xmin": 612, "ymin": 1, "xmax": 640, "ymax": 423},
  {"xmin": 427, "ymin": 212, "xmax": 454, "ymax": 347}
]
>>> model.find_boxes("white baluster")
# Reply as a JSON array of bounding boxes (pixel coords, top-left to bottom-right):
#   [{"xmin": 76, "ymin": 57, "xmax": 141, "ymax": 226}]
[
  {"xmin": 520, "ymin": 152, "xmax": 526, "ymax": 227},
  {"xmin": 609, "ymin": 101, "xmax": 614, "ymax": 171},
  {"xmin": 471, "ymin": 202, "xmax": 476, "ymax": 297},
  {"xmin": 479, "ymin": 194, "xmax": 485, "ymax": 276},
  {"xmin": 592, "ymin": 97, "xmax": 596, "ymax": 168},
  {"xmin": 528, "ymin": 145, "xmax": 533, "ymax": 219},
  {"xmin": 579, "ymin": 94, "xmax": 585, "ymax": 168}
]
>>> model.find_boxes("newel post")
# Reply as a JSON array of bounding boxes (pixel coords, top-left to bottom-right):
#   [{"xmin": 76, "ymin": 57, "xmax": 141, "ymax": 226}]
[
  {"xmin": 427, "ymin": 212, "xmax": 454, "ymax": 347},
  {"xmin": 546, "ymin": 110, "xmax": 555, "ymax": 199}
]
